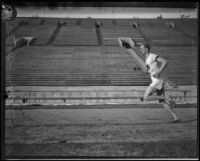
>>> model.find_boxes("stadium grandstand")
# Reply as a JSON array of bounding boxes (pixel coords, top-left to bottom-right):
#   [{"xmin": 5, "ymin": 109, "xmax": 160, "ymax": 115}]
[{"xmin": 5, "ymin": 17, "xmax": 197, "ymax": 105}]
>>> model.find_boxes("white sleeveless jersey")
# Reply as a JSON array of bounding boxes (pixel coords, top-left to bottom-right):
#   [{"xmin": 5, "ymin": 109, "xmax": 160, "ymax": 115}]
[
  {"xmin": 145, "ymin": 53, "xmax": 160, "ymax": 77},
  {"xmin": 146, "ymin": 53, "xmax": 164, "ymax": 90}
]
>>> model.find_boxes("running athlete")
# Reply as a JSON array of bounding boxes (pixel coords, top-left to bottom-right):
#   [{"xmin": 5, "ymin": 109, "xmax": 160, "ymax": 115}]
[{"xmin": 119, "ymin": 38, "xmax": 181, "ymax": 123}]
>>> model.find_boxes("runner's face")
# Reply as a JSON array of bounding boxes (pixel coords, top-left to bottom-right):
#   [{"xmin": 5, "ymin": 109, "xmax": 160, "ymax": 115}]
[{"xmin": 140, "ymin": 45, "xmax": 147, "ymax": 55}]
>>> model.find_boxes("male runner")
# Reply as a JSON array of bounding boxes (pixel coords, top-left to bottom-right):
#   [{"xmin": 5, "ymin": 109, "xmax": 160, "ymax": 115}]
[{"xmin": 119, "ymin": 38, "xmax": 181, "ymax": 123}]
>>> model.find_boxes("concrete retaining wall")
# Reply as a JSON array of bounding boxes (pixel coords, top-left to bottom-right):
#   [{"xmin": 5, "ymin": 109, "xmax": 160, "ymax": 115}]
[{"xmin": 6, "ymin": 86, "xmax": 197, "ymax": 106}]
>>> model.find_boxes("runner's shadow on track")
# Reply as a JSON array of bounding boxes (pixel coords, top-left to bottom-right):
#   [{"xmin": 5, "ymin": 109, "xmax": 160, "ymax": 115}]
[
  {"xmin": 68, "ymin": 119, "xmax": 198, "ymax": 127},
  {"xmin": 124, "ymin": 118, "xmax": 197, "ymax": 126},
  {"xmin": 178, "ymin": 118, "xmax": 197, "ymax": 123}
]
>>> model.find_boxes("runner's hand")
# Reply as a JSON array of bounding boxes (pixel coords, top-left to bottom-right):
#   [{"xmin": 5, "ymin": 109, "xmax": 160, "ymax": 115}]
[{"xmin": 153, "ymin": 71, "xmax": 160, "ymax": 78}]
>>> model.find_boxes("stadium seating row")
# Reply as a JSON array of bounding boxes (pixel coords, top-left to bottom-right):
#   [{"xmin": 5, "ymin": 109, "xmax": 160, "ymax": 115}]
[
  {"xmin": 6, "ymin": 45, "xmax": 197, "ymax": 86},
  {"xmin": 6, "ymin": 18, "xmax": 196, "ymax": 46}
]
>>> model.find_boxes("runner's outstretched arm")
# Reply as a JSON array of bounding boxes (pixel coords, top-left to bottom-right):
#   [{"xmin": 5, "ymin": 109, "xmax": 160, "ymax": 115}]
[{"xmin": 153, "ymin": 57, "xmax": 168, "ymax": 78}]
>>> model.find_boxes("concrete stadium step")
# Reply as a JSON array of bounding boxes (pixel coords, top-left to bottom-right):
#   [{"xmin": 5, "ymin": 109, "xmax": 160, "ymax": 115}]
[
  {"xmin": 53, "ymin": 27, "xmax": 98, "ymax": 45},
  {"xmin": 6, "ymin": 86, "xmax": 197, "ymax": 106}
]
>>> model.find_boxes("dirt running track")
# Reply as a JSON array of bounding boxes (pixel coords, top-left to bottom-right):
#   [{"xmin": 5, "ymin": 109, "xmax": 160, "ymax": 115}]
[{"xmin": 4, "ymin": 104, "xmax": 198, "ymax": 158}]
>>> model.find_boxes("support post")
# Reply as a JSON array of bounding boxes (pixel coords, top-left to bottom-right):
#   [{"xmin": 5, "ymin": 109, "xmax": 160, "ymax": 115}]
[
  {"xmin": 1, "ymin": 21, "xmax": 6, "ymax": 159},
  {"xmin": 95, "ymin": 21, "xmax": 103, "ymax": 46}
]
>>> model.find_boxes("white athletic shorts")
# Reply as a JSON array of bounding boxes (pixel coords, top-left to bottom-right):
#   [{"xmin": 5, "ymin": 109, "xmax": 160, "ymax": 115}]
[{"xmin": 149, "ymin": 76, "xmax": 164, "ymax": 90}]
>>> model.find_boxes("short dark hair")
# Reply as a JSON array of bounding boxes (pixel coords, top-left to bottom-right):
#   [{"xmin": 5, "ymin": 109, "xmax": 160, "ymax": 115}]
[{"xmin": 144, "ymin": 43, "xmax": 150, "ymax": 52}]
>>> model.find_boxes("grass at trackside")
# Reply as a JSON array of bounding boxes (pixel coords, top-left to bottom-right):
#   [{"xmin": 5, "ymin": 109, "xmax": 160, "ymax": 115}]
[{"xmin": 5, "ymin": 140, "xmax": 197, "ymax": 158}]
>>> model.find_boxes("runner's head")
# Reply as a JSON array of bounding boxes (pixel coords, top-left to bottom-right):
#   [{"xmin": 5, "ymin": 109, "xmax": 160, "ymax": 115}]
[{"xmin": 140, "ymin": 43, "xmax": 150, "ymax": 55}]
